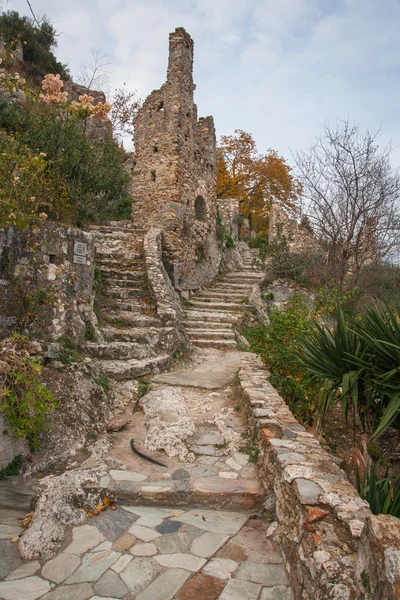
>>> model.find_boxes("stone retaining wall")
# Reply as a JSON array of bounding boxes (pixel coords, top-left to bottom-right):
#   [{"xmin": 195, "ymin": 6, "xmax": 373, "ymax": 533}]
[
  {"xmin": 238, "ymin": 354, "xmax": 400, "ymax": 600},
  {"xmin": 143, "ymin": 227, "xmax": 188, "ymax": 352},
  {"xmin": 0, "ymin": 223, "xmax": 97, "ymax": 342}
]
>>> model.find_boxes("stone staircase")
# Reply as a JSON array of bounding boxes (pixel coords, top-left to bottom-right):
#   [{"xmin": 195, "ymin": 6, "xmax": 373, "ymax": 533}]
[
  {"xmin": 183, "ymin": 246, "xmax": 263, "ymax": 349},
  {"xmin": 87, "ymin": 221, "xmax": 172, "ymax": 379}
]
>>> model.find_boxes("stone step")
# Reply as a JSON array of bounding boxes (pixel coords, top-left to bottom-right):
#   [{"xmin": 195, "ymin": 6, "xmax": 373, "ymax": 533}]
[
  {"xmin": 102, "ymin": 300, "xmax": 146, "ymax": 313},
  {"xmin": 188, "ymin": 301, "xmax": 248, "ymax": 312},
  {"xmin": 212, "ymin": 284, "xmax": 254, "ymax": 292},
  {"xmin": 221, "ymin": 272, "xmax": 263, "ymax": 280},
  {"xmin": 96, "ymin": 258, "xmax": 146, "ymax": 270},
  {"xmin": 183, "ymin": 320, "xmax": 235, "ymax": 330},
  {"xmin": 89, "ymin": 354, "xmax": 171, "ymax": 380},
  {"xmin": 100, "ymin": 270, "xmax": 146, "ymax": 281},
  {"xmin": 103, "ymin": 312, "xmax": 160, "ymax": 328},
  {"xmin": 194, "ymin": 293, "xmax": 249, "ymax": 303},
  {"xmin": 184, "ymin": 310, "xmax": 240, "ymax": 323},
  {"xmin": 95, "ymin": 250, "xmax": 143, "ymax": 261},
  {"xmin": 103, "ymin": 475, "xmax": 261, "ymax": 510},
  {"xmin": 103, "ymin": 278, "xmax": 145, "ymax": 289},
  {"xmin": 92, "ymin": 230, "xmax": 144, "ymax": 240},
  {"xmin": 186, "ymin": 330, "xmax": 235, "ymax": 340},
  {"xmin": 101, "ymin": 326, "xmax": 173, "ymax": 342},
  {"xmin": 0, "ymin": 484, "xmax": 36, "ymax": 511},
  {"xmin": 102, "ymin": 287, "xmax": 146, "ymax": 300},
  {"xmin": 190, "ymin": 339, "xmax": 238, "ymax": 349},
  {"xmin": 90, "ymin": 221, "xmax": 143, "ymax": 232},
  {"xmin": 86, "ymin": 341, "xmax": 160, "ymax": 361},
  {"xmin": 197, "ymin": 290, "xmax": 249, "ymax": 299}
]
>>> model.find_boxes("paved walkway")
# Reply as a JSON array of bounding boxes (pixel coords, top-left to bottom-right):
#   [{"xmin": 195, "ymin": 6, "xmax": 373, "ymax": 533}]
[{"xmin": 0, "ymin": 314, "xmax": 294, "ymax": 599}]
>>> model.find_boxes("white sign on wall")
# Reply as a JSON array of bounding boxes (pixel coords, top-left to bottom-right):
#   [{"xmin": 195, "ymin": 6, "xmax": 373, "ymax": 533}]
[{"xmin": 74, "ymin": 241, "xmax": 87, "ymax": 256}]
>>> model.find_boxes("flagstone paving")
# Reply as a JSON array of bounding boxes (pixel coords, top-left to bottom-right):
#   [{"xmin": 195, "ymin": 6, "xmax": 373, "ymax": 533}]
[{"xmin": 0, "ymin": 505, "xmax": 293, "ymax": 600}]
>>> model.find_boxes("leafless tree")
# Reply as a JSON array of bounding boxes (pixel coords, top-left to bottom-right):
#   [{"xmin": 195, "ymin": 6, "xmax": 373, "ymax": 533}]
[
  {"xmin": 110, "ymin": 83, "xmax": 142, "ymax": 145},
  {"xmin": 77, "ymin": 47, "xmax": 111, "ymax": 93},
  {"xmin": 293, "ymin": 119, "xmax": 400, "ymax": 285}
]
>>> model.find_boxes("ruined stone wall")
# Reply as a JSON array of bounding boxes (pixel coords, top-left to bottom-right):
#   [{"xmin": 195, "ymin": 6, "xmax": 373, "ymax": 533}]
[
  {"xmin": 238, "ymin": 355, "xmax": 400, "ymax": 600},
  {"xmin": 0, "ymin": 223, "xmax": 98, "ymax": 342},
  {"xmin": 268, "ymin": 203, "xmax": 321, "ymax": 254},
  {"xmin": 132, "ymin": 28, "xmax": 220, "ymax": 290},
  {"xmin": 217, "ymin": 198, "xmax": 240, "ymax": 240}
]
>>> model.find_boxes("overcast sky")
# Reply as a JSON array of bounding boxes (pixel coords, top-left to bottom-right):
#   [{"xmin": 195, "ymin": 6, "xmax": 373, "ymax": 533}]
[{"xmin": 4, "ymin": 0, "xmax": 400, "ymax": 165}]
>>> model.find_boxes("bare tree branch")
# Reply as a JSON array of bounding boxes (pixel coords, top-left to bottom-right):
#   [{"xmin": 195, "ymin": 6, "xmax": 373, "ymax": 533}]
[{"xmin": 293, "ymin": 118, "xmax": 400, "ymax": 285}]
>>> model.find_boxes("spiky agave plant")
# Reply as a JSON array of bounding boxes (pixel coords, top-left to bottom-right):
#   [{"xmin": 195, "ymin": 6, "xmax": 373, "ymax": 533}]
[
  {"xmin": 355, "ymin": 460, "xmax": 400, "ymax": 517},
  {"xmin": 299, "ymin": 307, "xmax": 368, "ymax": 431},
  {"xmin": 354, "ymin": 304, "xmax": 400, "ymax": 440}
]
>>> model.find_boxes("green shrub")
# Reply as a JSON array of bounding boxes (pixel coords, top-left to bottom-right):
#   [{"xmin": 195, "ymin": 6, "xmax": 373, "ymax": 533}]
[
  {"xmin": 0, "ymin": 333, "xmax": 58, "ymax": 450},
  {"xmin": 243, "ymin": 294, "xmax": 319, "ymax": 422},
  {"xmin": 0, "ymin": 69, "xmax": 131, "ymax": 228},
  {"xmin": 248, "ymin": 232, "xmax": 269, "ymax": 260},
  {"xmin": 0, "ymin": 454, "xmax": 23, "ymax": 480},
  {"xmin": 0, "ymin": 11, "xmax": 69, "ymax": 82}
]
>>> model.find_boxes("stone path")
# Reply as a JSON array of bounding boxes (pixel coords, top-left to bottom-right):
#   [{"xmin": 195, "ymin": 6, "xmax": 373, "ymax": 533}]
[
  {"xmin": 0, "ymin": 504, "xmax": 292, "ymax": 600},
  {"xmin": 104, "ymin": 349, "xmax": 261, "ymax": 510},
  {"xmin": 0, "ymin": 246, "xmax": 295, "ymax": 599}
]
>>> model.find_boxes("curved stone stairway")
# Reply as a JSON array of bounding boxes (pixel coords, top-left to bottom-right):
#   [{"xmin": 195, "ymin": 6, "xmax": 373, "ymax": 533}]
[
  {"xmin": 86, "ymin": 221, "xmax": 172, "ymax": 379},
  {"xmin": 183, "ymin": 247, "xmax": 263, "ymax": 349}
]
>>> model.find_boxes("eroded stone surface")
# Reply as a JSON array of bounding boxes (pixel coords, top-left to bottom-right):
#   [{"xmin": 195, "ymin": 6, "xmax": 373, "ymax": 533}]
[
  {"xmin": 135, "ymin": 568, "xmax": 191, "ymax": 600},
  {"xmin": 219, "ymin": 578, "xmax": 262, "ymax": 600},
  {"xmin": 66, "ymin": 550, "xmax": 119, "ymax": 584},
  {"xmin": 202, "ymin": 558, "xmax": 238, "ymax": 580},
  {"xmin": 65, "ymin": 525, "xmax": 105, "ymax": 555},
  {"xmin": 176, "ymin": 573, "xmax": 225, "ymax": 600},
  {"xmin": 94, "ymin": 569, "xmax": 129, "ymax": 598},
  {"xmin": 0, "ymin": 576, "xmax": 52, "ymax": 600},
  {"xmin": 41, "ymin": 582, "xmax": 93, "ymax": 600},
  {"xmin": 190, "ymin": 532, "xmax": 229, "ymax": 558},
  {"xmin": 5, "ymin": 560, "xmax": 41, "ymax": 581},
  {"xmin": 42, "ymin": 552, "xmax": 81, "ymax": 583},
  {"xmin": 119, "ymin": 557, "xmax": 162, "ymax": 594}
]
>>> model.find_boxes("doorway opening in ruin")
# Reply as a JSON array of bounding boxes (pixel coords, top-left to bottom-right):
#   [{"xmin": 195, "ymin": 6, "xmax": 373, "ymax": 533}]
[{"xmin": 194, "ymin": 196, "xmax": 207, "ymax": 220}]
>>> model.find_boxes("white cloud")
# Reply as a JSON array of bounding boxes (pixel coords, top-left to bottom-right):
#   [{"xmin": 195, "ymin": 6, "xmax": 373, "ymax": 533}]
[{"xmin": 5, "ymin": 0, "xmax": 400, "ymax": 164}]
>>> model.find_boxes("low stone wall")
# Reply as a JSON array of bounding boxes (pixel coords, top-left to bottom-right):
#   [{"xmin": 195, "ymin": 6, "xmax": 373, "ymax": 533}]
[
  {"xmin": 144, "ymin": 228, "xmax": 188, "ymax": 351},
  {"xmin": 238, "ymin": 354, "xmax": 400, "ymax": 600},
  {"xmin": 0, "ymin": 223, "xmax": 98, "ymax": 343},
  {"xmin": 355, "ymin": 514, "xmax": 400, "ymax": 600}
]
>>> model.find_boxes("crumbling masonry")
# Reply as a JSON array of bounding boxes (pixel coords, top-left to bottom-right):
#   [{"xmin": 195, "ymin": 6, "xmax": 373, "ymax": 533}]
[{"xmin": 132, "ymin": 28, "xmax": 220, "ymax": 290}]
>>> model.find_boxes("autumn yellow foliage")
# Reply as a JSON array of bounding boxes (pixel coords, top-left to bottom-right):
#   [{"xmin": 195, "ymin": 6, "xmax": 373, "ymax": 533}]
[{"xmin": 217, "ymin": 129, "xmax": 301, "ymax": 233}]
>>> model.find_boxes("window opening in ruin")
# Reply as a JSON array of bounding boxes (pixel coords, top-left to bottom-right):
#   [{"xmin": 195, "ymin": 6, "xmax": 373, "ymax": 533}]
[
  {"xmin": 48, "ymin": 254, "xmax": 56, "ymax": 264},
  {"xmin": 157, "ymin": 101, "xmax": 164, "ymax": 111},
  {"xmin": 194, "ymin": 196, "xmax": 207, "ymax": 220},
  {"xmin": 151, "ymin": 170, "xmax": 156, "ymax": 181},
  {"xmin": 153, "ymin": 145, "xmax": 158, "ymax": 153},
  {"xmin": 186, "ymin": 111, "xmax": 191, "ymax": 118}
]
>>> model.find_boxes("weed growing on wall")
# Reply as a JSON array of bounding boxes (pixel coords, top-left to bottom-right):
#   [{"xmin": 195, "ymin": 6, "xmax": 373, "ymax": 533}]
[{"xmin": 0, "ymin": 333, "xmax": 58, "ymax": 450}]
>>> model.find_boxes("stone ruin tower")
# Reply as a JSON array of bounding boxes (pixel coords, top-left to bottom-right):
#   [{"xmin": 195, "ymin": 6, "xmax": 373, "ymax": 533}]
[{"xmin": 132, "ymin": 28, "xmax": 220, "ymax": 290}]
